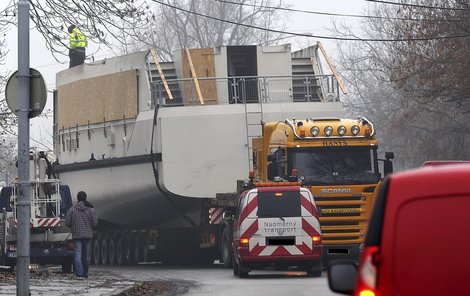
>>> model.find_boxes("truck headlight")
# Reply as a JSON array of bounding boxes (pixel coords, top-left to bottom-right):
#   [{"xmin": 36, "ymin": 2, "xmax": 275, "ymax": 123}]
[
  {"xmin": 324, "ymin": 126, "xmax": 333, "ymax": 136},
  {"xmin": 310, "ymin": 126, "xmax": 320, "ymax": 136},
  {"xmin": 351, "ymin": 125, "xmax": 360, "ymax": 135},
  {"xmin": 337, "ymin": 125, "xmax": 347, "ymax": 136}
]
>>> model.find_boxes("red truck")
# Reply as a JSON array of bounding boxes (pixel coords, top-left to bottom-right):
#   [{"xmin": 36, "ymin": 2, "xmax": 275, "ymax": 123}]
[{"xmin": 328, "ymin": 163, "xmax": 470, "ymax": 295}]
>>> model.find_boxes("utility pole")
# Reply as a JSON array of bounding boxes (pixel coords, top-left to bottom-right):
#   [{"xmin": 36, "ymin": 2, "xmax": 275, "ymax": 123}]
[{"xmin": 16, "ymin": 0, "xmax": 31, "ymax": 294}]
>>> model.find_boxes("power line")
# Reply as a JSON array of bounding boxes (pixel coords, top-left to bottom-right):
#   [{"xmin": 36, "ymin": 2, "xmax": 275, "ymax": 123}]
[
  {"xmin": 213, "ymin": 0, "xmax": 461, "ymax": 22},
  {"xmin": 364, "ymin": 0, "xmax": 470, "ymax": 11},
  {"xmin": 213, "ymin": 0, "xmax": 406, "ymax": 21},
  {"xmin": 151, "ymin": 0, "xmax": 470, "ymax": 42}
]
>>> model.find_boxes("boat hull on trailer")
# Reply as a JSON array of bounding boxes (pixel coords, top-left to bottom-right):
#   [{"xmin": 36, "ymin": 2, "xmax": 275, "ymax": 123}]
[
  {"xmin": 53, "ymin": 47, "xmax": 344, "ymax": 227},
  {"xmin": 53, "ymin": 102, "xmax": 344, "ymax": 227}
]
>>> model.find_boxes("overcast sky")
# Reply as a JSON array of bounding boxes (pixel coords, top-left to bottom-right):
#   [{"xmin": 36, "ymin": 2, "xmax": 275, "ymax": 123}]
[{"xmin": 2, "ymin": 0, "xmax": 367, "ymax": 149}]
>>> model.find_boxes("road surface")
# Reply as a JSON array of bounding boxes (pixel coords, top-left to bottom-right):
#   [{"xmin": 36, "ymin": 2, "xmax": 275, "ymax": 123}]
[{"xmin": 0, "ymin": 263, "xmax": 339, "ymax": 295}]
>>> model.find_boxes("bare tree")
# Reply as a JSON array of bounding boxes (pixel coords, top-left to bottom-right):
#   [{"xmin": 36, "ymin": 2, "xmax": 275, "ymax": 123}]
[
  {"xmin": 335, "ymin": 0, "xmax": 470, "ymax": 169},
  {"xmin": 0, "ymin": 2, "xmax": 18, "ymax": 168},
  {"xmin": 1, "ymin": 0, "xmax": 289, "ymax": 62},
  {"xmin": 0, "ymin": 0, "xmax": 152, "ymax": 61},
  {"xmin": 120, "ymin": 0, "xmax": 290, "ymax": 61}
]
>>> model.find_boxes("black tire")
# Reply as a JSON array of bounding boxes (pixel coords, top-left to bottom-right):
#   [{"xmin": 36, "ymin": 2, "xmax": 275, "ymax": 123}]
[
  {"xmin": 306, "ymin": 269, "xmax": 322, "ymax": 277},
  {"xmin": 108, "ymin": 237, "xmax": 116, "ymax": 265},
  {"xmin": 61, "ymin": 259, "xmax": 73, "ymax": 273},
  {"xmin": 90, "ymin": 238, "xmax": 96, "ymax": 265},
  {"xmin": 132, "ymin": 235, "xmax": 141, "ymax": 263},
  {"xmin": 123, "ymin": 234, "xmax": 132, "ymax": 264},
  {"xmin": 221, "ymin": 227, "xmax": 233, "ymax": 268},
  {"xmin": 232, "ymin": 257, "xmax": 239, "ymax": 276},
  {"xmin": 238, "ymin": 261, "xmax": 249, "ymax": 278},
  {"xmin": 87, "ymin": 241, "xmax": 92, "ymax": 265},
  {"xmin": 6, "ymin": 265, "xmax": 15, "ymax": 272},
  {"xmin": 116, "ymin": 238, "xmax": 125, "ymax": 265},
  {"xmin": 141, "ymin": 238, "xmax": 148, "ymax": 263},
  {"xmin": 306, "ymin": 262, "xmax": 323, "ymax": 277},
  {"xmin": 93, "ymin": 237, "xmax": 101, "ymax": 265},
  {"xmin": 101, "ymin": 237, "xmax": 109, "ymax": 265}
]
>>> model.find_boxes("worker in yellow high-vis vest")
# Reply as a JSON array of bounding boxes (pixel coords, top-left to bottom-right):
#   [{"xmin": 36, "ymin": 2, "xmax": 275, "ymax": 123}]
[{"xmin": 68, "ymin": 25, "xmax": 88, "ymax": 68}]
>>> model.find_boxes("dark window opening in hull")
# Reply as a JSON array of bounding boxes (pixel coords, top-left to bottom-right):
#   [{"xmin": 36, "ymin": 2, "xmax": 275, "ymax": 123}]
[{"xmin": 227, "ymin": 46, "xmax": 259, "ymax": 103}]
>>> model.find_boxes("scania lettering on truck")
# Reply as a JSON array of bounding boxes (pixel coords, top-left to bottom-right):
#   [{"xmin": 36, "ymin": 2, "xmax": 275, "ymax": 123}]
[
  {"xmin": 328, "ymin": 163, "xmax": 470, "ymax": 296},
  {"xmin": 231, "ymin": 185, "xmax": 322, "ymax": 278},
  {"xmin": 251, "ymin": 117, "xmax": 393, "ymax": 265}
]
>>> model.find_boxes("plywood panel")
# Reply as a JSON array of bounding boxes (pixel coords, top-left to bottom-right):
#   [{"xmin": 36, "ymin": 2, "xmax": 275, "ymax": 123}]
[
  {"xmin": 57, "ymin": 70, "xmax": 138, "ymax": 128},
  {"xmin": 182, "ymin": 48, "xmax": 217, "ymax": 105}
]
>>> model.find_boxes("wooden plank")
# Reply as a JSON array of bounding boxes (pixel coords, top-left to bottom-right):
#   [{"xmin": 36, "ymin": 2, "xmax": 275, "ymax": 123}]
[
  {"xmin": 181, "ymin": 48, "xmax": 217, "ymax": 105},
  {"xmin": 150, "ymin": 48, "xmax": 173, "ymax": 100},
  {"xmin": 184, "ymin": 47, "xmax": 205, "ymax": 105},
  {"xmin": 57, "ymin": 70, "xmax": 138, "ymax": 128},
  {"xmin": 317, "ymin": 41, "xmax": 347, "ymax": 94}
]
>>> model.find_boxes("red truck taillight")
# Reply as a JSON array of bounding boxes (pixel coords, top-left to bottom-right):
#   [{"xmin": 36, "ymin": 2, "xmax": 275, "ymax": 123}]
[{"xmin": 355, "ymin": 246, "xmax": 380, "ymax": 296}]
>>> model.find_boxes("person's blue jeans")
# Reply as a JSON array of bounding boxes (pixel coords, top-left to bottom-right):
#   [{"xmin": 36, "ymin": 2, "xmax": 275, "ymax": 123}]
[{"xmin": 74, "ymin": 238, "xmax": 91, "ymax": 277}]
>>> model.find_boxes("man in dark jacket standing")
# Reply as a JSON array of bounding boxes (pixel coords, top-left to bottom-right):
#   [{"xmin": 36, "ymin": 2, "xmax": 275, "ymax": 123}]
[{"xmin": 65, "ymin": 191, "xmax": 98, "ymax": 279}]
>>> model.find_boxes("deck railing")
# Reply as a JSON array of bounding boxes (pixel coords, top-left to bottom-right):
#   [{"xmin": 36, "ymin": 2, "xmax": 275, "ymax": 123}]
[{"xmin": 150, "ymin": 75, "xmax": 340, "ymax": 107}]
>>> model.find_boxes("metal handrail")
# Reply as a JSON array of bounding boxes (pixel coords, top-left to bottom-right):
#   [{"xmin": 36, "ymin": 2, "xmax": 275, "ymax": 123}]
[{"xmin": 151, "ymin": 74, "xmax": 340, "ymax": 107}]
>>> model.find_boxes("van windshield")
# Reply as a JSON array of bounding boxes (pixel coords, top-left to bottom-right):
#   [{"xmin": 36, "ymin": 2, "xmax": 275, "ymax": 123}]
[
  {"xmin": 256, "ymin": 191, "xmax": 301, "ymax": 218},
  {"xmin": 287, "ymin": 146, "xmax": 380, "ymax": 185}
]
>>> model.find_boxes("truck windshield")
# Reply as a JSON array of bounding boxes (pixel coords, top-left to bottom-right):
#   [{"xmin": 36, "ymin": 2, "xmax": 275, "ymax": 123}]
[{"xmin": 287, "ymin": 146, "xmax": 380, "ymax": 185}]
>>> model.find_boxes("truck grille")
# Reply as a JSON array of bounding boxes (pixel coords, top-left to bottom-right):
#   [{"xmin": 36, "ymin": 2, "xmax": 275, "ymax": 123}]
[
  {"xmin": 312, "ymin": 192, "xmax": 372, "ymax": 245},
  {"xmin": 317, "ymin": 205, "xmax": 362, "ymax": 217},
  {"xmin": 315, "ymin": 195, "xmax": 362, "ymax": 202}
]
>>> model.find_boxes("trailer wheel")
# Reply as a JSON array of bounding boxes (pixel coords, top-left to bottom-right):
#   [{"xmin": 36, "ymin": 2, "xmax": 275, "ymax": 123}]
[
  {"xmin": 116, "ymin": 238, "xmax": 124, "ymax": 265},
  {"xmin": 221, "ymin": 227, "xmax": 233, "ymax": 268},
  {"xmin": 140, "ymin": 235, "xmax": 149, "ymax": 263},
  {"xmin": 90, "ymin": 238, "xmax": 95, "ymax": 265},
  {"xmin": 93, "ymin": 237, "xmax": 101, "ymax": 265},
  {"xmin": 101, "ymin": 237, "xmax": 109, "ymax": 265},
  {"xmin": 61, "ymin": 259, "xmax": 73, "ymax": 273},
  {"xmin": 87, "ymin": 241, "xmax": 92, "ymax": 265},
  {"xmin": 132, "ymin": 235, "xmax": 141, "ymax": 263},
  {"xmin": 108, "ymin": 237, "xmax": 116, "ymax": 265},
  {"xmin": 123, "ymin": 234, "xmax": 132, "ymax": 264}
]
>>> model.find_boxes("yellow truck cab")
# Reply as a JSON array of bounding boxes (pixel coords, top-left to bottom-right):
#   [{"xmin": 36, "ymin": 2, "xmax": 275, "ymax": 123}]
[{"xmin": 251, "ymin": 117, "xmax": 393, "ymax": 265}]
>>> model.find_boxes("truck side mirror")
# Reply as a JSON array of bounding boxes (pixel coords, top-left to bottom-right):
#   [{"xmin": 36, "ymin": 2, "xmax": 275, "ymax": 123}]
[
  {"xmin": 267, "ymin": 153, "xmax": 275, "ymax": 162},
  {"xmin": 383, "ymin": 151, "xmax": 394, "ymax": 176},
  {"xmin": 223, "ymin": 211, "xmax": 234, "ymax": 220}
]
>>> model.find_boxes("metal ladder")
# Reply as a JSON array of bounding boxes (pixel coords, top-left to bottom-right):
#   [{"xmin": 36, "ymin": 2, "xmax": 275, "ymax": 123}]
[{"xmin": 244, "ymin": 101, "xmax": 264, "ymax": 171}]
